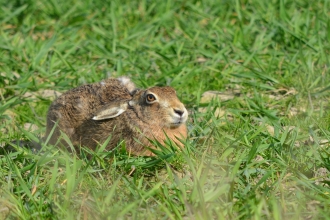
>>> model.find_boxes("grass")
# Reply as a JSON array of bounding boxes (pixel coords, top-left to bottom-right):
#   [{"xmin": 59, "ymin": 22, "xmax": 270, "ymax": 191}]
[{"xmin": 1, "ymin": 0, "xmax": 330, "ymax": 219}]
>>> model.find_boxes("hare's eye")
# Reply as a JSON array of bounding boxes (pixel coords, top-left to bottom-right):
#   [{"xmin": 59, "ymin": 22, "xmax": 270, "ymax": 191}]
[{"xmin": 146, "ymin": 94, "xmax": 156, "ymax": 103}]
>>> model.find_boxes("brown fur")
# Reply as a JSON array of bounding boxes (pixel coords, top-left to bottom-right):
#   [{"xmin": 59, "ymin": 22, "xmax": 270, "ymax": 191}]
[{"xmin": 45, "ymin": 77, "xmax": 188, "ymax": 156}]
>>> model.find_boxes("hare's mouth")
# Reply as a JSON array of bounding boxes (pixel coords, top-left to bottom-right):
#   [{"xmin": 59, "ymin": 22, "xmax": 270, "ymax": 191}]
[
  {"xmin": 170, "ymin": 121, "xmax": 184, "ymax": 128},
  {"xmin": 172, "ymin": 122, "xmax": 182, "ymax": 125},
  {"xmin": 167, "ymin": 112, "xmax": 187, "ymax": 128}
]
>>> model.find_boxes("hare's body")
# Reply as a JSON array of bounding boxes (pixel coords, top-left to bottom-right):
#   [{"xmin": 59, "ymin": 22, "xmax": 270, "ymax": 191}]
[{"xmin": 45, "ymin": 77, "xmax": 188, "ymax": 155}]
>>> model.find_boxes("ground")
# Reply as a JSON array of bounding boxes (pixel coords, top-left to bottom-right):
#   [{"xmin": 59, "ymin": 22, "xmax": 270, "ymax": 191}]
[{"xmin": 0, "ymin": 0, "xmax": 330, "ymax": 219}]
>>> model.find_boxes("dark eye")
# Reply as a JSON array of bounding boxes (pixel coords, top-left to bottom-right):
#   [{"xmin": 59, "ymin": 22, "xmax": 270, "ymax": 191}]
[{"xmin": 146, "ymin": 94, "xmax": 156, "ymax": 103}]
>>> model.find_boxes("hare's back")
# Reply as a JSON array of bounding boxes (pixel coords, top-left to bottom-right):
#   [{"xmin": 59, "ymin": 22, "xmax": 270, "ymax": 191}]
[{"xmin": 48, "ymin": 79, "xmax": 132, "ymax": 124}]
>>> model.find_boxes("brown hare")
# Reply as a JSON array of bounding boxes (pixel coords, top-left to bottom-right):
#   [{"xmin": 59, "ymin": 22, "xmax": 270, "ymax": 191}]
[{"xmin": 45, "ymin": 77, "xmax": 188, "ymax": 156}]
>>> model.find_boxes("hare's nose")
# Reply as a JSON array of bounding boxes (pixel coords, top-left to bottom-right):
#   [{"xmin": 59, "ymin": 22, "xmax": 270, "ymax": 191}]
[{"xmin": 174, "ymin": 109, "xmax": 184, "ymax": 117}]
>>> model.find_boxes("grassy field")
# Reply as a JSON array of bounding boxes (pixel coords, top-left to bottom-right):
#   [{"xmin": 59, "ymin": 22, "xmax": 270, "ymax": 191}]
[{"xmin": 1, "ymin": 0, "xmax": 330, "ymax": 219}]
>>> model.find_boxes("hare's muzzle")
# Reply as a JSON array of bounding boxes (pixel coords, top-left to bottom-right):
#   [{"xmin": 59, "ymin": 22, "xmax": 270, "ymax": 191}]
[
  {"xmin": 168, "ymin": 106, "xmax": 188, "ymax": 128},
  {"xmin": 174, "ymin": 108, "xmax": 184, "ymax": 117}
]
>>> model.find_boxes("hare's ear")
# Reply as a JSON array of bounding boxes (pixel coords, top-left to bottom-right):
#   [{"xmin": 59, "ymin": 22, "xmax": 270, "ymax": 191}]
[{"xmin": 92, "ymin": 101, "xmax": 128, "ymax": 120}]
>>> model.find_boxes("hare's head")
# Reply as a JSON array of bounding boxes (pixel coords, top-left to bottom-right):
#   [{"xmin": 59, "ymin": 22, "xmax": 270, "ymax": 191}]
[
  {"xmin": 130, "ymin": 86, "xmax": 188, "ymax": 128},
  {"xmin": 92, "ymin": 86, "xmax": 188, "ymax": 128}
]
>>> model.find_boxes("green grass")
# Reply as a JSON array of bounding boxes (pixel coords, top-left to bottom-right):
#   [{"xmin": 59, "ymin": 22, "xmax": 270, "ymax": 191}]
[{"xmin": 1, "ymin": 0, "xmax": 330, "ymax": 219}]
